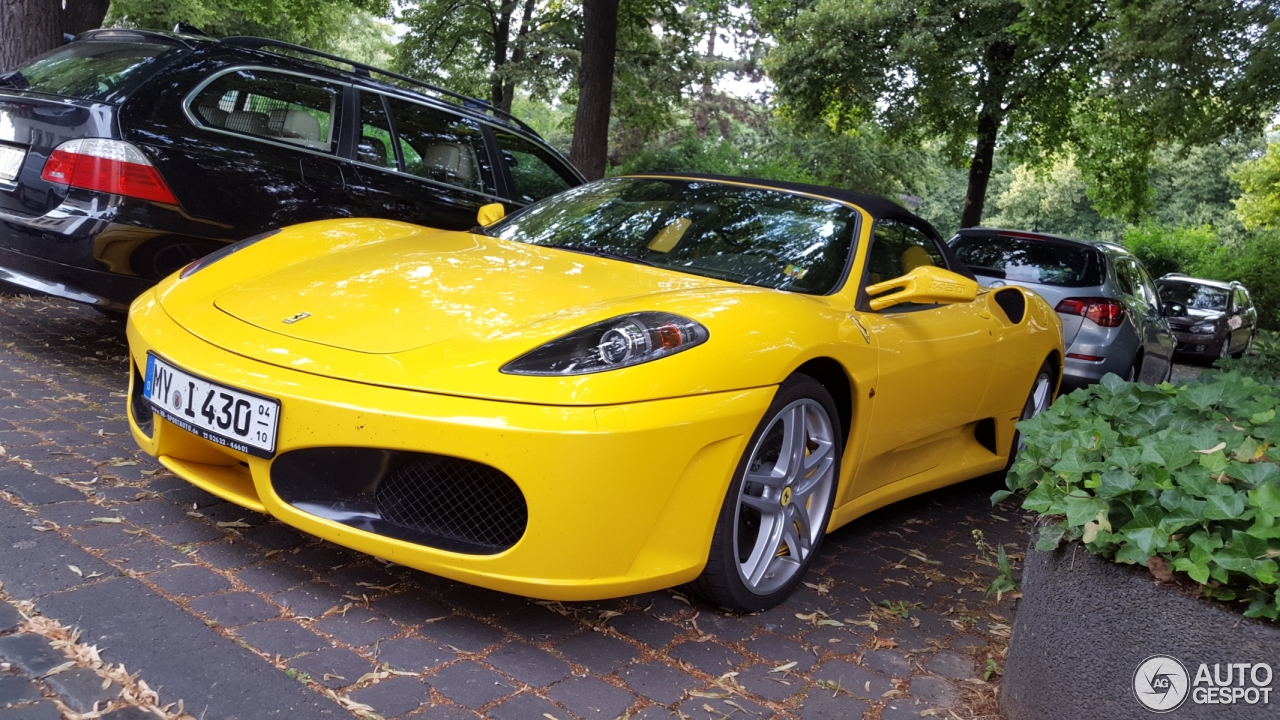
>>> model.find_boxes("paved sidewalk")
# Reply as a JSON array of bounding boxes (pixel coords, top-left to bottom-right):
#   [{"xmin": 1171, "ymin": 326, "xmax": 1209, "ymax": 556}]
[{"xmin": 0, "ymin": 294, "xmax": 1030, "ymax": 720}]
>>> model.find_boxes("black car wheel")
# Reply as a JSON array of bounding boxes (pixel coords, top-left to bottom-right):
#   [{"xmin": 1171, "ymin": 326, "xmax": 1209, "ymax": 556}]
[{"xmin": 1218, "ymin": 337, "xmax": 1231, "ymax": 360}]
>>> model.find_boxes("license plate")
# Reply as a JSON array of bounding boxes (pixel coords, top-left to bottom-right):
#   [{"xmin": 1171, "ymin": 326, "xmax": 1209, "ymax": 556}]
[
  {"xmin": 143, "ymin": 353, "xmax": 280, "ymax": 458},
  {"xmin": 0, "ymin": 145, "xmax": 23, "ymax": 182}
]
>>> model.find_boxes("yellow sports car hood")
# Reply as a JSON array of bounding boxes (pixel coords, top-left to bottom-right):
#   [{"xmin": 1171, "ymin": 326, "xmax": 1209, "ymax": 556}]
[{"xmin": 156, "ymin": 219, "xmax": 850, "ymax": 406}]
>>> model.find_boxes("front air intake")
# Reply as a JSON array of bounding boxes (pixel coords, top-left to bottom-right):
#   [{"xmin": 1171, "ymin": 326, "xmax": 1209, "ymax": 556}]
[
  {"xmin": 271, "ymin": 448, "xmax": 527, "ymax": 554},
  {"xmin": 376, "ymin": 456, "xmax": 527, "ymax": 552},
  {"xmin": 993, "ymin": 288, "xmax": 1026, "ymax": 324}
]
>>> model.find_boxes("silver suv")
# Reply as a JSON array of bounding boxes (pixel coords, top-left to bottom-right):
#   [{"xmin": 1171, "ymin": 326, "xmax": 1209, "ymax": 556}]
[{"xmin": 949, "ymin": 228, "xmax": 1174, "ymax": 390}]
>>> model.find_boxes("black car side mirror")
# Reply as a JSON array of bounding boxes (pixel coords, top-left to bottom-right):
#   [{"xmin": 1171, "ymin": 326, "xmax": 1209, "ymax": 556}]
[{"xmin": 1162, "ymin": 302, "xmax": 1186, "ymax": 317}]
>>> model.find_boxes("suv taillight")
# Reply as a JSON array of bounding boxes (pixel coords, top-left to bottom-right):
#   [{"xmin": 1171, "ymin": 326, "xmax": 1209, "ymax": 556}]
[
  {"xmin": 1055, "ymin": 297, "xmax": 1126, "ymax": 328},
  {"xmin": 41, "ymin": 139, "xmax": 178, "ymax": 205}
]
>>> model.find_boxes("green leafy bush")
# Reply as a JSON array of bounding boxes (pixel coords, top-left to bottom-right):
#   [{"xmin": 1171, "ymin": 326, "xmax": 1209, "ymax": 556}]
[{"xmin": 1002, "ymin": 361, "xmax": 1280, "ymax": 619}]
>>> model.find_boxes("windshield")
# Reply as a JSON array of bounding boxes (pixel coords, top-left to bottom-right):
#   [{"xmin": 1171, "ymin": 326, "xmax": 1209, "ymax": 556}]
[
  {"xmin": 488, "ymin": 178, "xmax": 860, "ymax": 294},
  {"xmin": 1158, "ymin": 282, "xmax": 1228, "ymax": 311},
  {"xmin": 5, "ymin": 41, "xmax": 176, "ymax": 103},
  {"xmin": 949, "ymin": 235, "xmax": 1104, "ymax": 288}
]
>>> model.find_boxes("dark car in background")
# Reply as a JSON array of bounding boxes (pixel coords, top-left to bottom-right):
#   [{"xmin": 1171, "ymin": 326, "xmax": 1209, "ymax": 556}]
[
  {"xmin": 949, "ymin": 228, "xmax": 1174, "ymax": 390},
  {"xmin": 0, "ymin": 30, "xmax": 583, "ymax": 310},
  {"xmin": 1156, "ymin": 274, "xmax": 1256, "ymax": 361}
]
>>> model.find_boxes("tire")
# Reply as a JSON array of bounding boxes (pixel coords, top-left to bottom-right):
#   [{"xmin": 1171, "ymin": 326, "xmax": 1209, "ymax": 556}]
[
  {"xmin": 1233, "ymin": 333, "xmax": 1253, "ymax": 359},
  {"xmin": 1218, "ymin": 337, "xmax": 1231, "ymax": 360},
  {"xmin": 1007, "ymin": 361, "xmax": 1054, "ymax": 469},
  {"xmin": 689, "ymin": 374, "xmax": 841, "ymax": 612},
  {"xmin": 1125, "ymin": 354, "xmax": 1141, "ymax": 382}
]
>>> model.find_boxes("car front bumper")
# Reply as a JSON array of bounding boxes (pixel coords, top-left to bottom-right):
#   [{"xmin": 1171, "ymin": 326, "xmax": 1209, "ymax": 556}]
[
  {"xmin": 125, "ymin": 292, "xmax": 773, "ymax": 600},
  {"xmin": 1171, "ymin": 331, "xmax": 1224, "ymax": 357}
]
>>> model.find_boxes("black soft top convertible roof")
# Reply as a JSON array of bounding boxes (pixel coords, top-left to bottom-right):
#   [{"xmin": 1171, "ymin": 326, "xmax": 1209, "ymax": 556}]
[{"xmin": 630, "ymin": 172, "xmax": 933, "ymax": 228}]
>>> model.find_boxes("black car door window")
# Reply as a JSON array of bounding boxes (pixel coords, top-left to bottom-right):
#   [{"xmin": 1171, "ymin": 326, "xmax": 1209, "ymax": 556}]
[
  {"xmin": 384, "ymin": 97, "xmax": 494, "ymax": 195},
  {"xmin": 188, "ymin": 69, "xmax": 342, "ymax": 153},
  {"xmin": 356, "ymin": 92, "xmax": 396, "ymax": 169},
  {"xmin": 491, "ymin": 129, "xmax": 578, "ymax": 203}
]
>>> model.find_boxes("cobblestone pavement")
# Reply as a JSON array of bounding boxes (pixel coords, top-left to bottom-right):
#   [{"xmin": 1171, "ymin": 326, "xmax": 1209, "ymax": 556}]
[{"xmin": 0, "ymin": 294, "xmax": 1040, "ymax": 720}]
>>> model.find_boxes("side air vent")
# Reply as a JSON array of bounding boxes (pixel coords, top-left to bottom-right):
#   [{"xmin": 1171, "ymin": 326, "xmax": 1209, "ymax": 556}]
[
  {"xmin": 974, "ymin": 418, "xmax": 998, "ymax": 454},
  {"xmin": 129, "ymin": 358, "xmax": 153, "ymax": 436},
  {"xmin": 993, "ymin": 288, "xmax": 1026, "ymax": 324}
]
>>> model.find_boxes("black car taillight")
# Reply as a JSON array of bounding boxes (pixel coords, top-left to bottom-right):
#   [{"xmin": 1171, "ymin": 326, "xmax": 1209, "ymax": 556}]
[
  {"xmin": 1056, "ymin": 297, "xmax": 1126, "ymax": 328},
  {"xmin": 41, "ymin": 139, "xmax": 178, "ymax": 205}
]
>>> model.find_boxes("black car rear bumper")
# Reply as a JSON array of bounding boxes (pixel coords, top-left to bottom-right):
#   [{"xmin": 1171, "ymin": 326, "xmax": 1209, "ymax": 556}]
[
  {"xmin": 0, "ymin": 244, "xmax": 150, "ymax": 310},
  {"xmin": 0, "ymin": 190, "xmax": 231, "ymax": 310}
]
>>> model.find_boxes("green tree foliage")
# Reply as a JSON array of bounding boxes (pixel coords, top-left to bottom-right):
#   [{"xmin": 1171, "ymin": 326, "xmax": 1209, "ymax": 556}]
[
  {"xmin": 107, "ymin": 0, "xmax": 393, "ymax": 59},
  {"xmin": 983, "ymin": 157, "xmax": 1124, "ymax": 242},
  {"xmin": 762, "ymin": 0, "xmax": 1280, "ymax": 227},
  {"xmin": 394, "ymin": 0, "xmax": 573, "ymax": 112},
  {"xmin": 1234, "ymin": 140, "xmax": 1280, "ymax": 231}
]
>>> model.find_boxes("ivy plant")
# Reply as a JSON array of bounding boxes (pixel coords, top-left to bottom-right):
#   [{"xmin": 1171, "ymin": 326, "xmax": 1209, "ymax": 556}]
[{"xmin": 1001, "ymin": 339, "xmax": 1280, "ymax": 620}]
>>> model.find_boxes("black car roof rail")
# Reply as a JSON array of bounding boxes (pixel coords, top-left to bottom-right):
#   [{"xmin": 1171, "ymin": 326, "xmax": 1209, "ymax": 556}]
[
  {"xmin": 77, "ymin": 28, "xmax": 200, "ymax": 49},
  {"xmin": 219, "ymin": 36, "xmax": 540, "ymax": 137}
]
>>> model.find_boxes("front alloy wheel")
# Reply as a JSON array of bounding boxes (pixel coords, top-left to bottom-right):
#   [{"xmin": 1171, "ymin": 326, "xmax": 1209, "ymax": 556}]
[{"xmin": 690, "ymin": 374, "xmax": 840, "ymax": 611}]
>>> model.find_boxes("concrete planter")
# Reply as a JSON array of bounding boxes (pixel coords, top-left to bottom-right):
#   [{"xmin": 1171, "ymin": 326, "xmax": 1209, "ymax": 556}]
[{"xmin": 1002, "ymin": 533, "xmax": 1280, "ymax": 719}]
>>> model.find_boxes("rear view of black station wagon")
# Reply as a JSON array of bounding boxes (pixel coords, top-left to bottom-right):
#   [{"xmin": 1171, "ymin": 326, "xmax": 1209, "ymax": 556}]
[{"xmin": 0, "ymin": 29, "xmax": 583, "ymax": 310}]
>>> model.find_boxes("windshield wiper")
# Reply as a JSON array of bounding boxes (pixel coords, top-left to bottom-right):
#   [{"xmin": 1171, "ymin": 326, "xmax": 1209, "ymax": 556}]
[
  {"xmin": 0, "ymin": 71, "xmax": 29, "ymax": 90},
  {"xmin": 549, "ymin": 244, "xmax": 654, "ymax": 267},
  {"xmin": 967, "ymin": 265, "xmax": 1007, "ymax": 278}
]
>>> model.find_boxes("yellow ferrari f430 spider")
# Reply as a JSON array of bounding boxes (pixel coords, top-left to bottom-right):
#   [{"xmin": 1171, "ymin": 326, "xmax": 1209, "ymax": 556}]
[{"xmin": 125, "ymin": 175, "xmax": 1062, "ymax": 611}]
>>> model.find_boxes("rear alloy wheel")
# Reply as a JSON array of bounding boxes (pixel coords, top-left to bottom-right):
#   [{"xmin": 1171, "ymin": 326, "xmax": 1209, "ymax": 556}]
[
  {"xmin": 690, "ymin": 374, "xmax": 840, "ymax": 611},
  {"xmin": 1009, "ymin": 361, "xmax": 1054, "ymax": 463}
]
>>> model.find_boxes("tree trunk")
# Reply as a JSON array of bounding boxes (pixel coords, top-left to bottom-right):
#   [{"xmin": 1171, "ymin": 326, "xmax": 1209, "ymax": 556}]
[
  {"xmin": 1, "ymin": 0, "xmax": 60, "ymax": 71},
  {"xmin": 497, "ymin": 0, "xmax": 537, "ymax": 114},
  {"xmin": 959, "ymin": 41, "xmax": 1015, "ymax": 229},
  {"xmin": 489, "ymin": 3, "xmax": 512, "ymax": 110},
  {"xmin": 0, "ymin": 0, "xmax": 108, "ymax": 72},
  {"xmin": 960, "ymin": 110, "xmax": 1000, "ymax": 228},
  {"xmin": 61, "ymin": 0, "xmax": 107, "ymax": 37},
  {"xmin": 569, "ymin": 0, "xmax": 620, "ymax": 180}
]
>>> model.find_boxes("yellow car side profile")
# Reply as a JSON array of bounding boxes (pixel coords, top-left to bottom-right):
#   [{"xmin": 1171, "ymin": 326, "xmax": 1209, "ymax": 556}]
[{"xmin": 124, "ymin": 174, "xmax": 1063, "ymax": 611}]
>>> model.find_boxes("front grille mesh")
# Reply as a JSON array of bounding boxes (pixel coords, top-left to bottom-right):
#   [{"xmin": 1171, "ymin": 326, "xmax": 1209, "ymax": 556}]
[
  {"xmin": 993, "ymin": 288, "xmax": 1026, "ymax": 324},
  {"xmin": 375, "ymin": 456, "xmax": 527, "ymax": 552}
]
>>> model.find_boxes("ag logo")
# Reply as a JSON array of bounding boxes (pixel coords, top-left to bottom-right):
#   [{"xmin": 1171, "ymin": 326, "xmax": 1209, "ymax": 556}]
[{"xmin": 1134, "ymin": 655, "xmax": 1190, "ymax": 712}]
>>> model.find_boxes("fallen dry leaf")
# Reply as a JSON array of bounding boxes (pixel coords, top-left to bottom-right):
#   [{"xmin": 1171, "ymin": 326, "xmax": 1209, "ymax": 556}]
[
  {"xmin": 216, "ymin": 520, "xmax": 251, "ymax": 529},
  {"xmin": 1146, "ymin": 556, "xmax": 1176, "ymax": 583}
]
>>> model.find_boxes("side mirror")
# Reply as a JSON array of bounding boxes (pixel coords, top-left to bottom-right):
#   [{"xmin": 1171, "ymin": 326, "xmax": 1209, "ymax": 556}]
[
  {"xmin": 865, "ymin": 265, "xmax": 978, "ymax": 311},
  {"xmin": 1161, "ymin": 302, "xmax": 1186, "ymax": 317},
  {"xmin": 477, "ymin": 203, "xmax": 506, "ymax": 226}
]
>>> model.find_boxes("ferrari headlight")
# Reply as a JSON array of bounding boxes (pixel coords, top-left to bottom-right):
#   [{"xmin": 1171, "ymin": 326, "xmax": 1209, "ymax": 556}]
[
  {"xmin": 1191, "ymin": 322, "xmax": 1216, "ymax": 333},
  {"xmin": 502, "ymin": 312, "xmax": 709, "ymax": 376}
]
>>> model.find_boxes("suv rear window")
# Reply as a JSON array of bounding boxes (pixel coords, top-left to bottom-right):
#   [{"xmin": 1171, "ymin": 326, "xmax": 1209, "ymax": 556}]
[
  {"xmin": 950, "ymin": 235, "xmax": 1104, "ymax": 288},
  {"xmin": 7, "ymin": 41, "xmax": 175, "ymax": 103}
]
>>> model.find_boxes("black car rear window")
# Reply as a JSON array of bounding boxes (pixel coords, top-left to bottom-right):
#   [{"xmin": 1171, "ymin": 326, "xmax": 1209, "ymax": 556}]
[
  {"xmin": 949, "ymin": 235, "xmax": 1104, "ymax": 288},
  {"xmin": 6, "ymin": 41, "xmax": 176, "ymax": 103}
]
